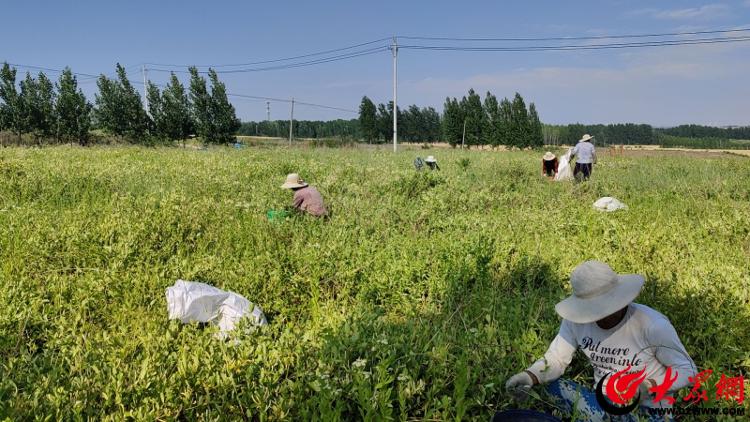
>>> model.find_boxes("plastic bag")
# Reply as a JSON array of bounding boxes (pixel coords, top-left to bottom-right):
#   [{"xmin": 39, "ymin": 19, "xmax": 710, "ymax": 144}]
[
  {"xmin": 593, "ymin": 197, "xmax": 628, "ymax": 212},
  {"xmin": 166, "ymin": 280, "xmax": 267, "ymax": 338},
  {"xmin": 554, "ymin": 150, "xmax": 574, "ymax": 181}
]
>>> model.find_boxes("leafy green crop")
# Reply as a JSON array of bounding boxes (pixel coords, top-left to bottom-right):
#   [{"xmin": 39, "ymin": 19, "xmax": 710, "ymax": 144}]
[{"xmin": 0, "ymin": 146, "xmax": 748, "ymax": 420}]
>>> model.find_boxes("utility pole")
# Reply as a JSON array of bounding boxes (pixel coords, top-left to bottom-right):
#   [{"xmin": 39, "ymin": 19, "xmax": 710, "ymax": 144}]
[
  {"xmin": 142, "ymin": 65, "xmax": 149, "ymax": 113},
  {"xmin": 391, "ymin": 36, "xmax": 398, "ymax": 152},
  {"xmin": 461, "ymin": 120, "xmax": 466, "ymax": 149},
  {"xmin": 289, "ymin": 97, "xmax": 294, "ymax": 145},
  {"xmin": 266, "ymin": 101, "xmax": 271, "ymax": 121}
]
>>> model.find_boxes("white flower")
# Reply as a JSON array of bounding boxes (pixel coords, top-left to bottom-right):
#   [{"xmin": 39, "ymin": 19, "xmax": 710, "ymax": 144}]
[{"xmin": 352, "ymin": 358, "xmax": 367, "ymax": 369}]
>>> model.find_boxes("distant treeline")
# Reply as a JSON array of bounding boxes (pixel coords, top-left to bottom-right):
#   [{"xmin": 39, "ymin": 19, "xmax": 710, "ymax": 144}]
[
  {"xmin": 233, "ymin": 118, "xmax": 750, "ymax": 150},
  {"xmin": 3, "ymin": 59, "xmax": 747, "ymax": 150},
  {"xmin": 543, "ymin": 123, "xmax": 657, "ymax": 145},
  {"xmin": 358, "ymin": 89, "xmax": 543, "ymax": 148},
  {"xmin": 657, "ymin": 124, "xmax": 750, "ymax": 140},
  {"xmin": 244, "ymin": 90, "xmax": 543, "ymax": 148},
  {"xmin": 237, "ymin": 119, "xmax": 359, "ymax": 139},
  {"xmin": 543, "ymin": 123, "xmax": 750, "ymax": 147},
  {"xmin": 0, "ymin": 62, "xmax": 239, "ymax": 146},
  {"xmin": 240, "ymin": 102, "xmax": 443, "ymax": 143},
  {"xmin": 658, "ymin": 135, "xmax": 750, "ymax": 150}
]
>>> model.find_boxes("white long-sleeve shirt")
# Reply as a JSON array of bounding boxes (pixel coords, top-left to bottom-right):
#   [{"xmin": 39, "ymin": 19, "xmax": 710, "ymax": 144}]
[
  {"xmin": 570, "ymin": 141, "xmax": 596, "ymax": 164},
  {"xmin": 527, "ymin": 303, "xmax": 696, "ymax": 408}
]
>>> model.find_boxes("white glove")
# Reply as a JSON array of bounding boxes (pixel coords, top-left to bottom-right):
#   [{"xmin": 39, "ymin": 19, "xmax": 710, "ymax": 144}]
[{"xmin": 505, "ymin": 371, "xmax": 534, "ymax": 401}]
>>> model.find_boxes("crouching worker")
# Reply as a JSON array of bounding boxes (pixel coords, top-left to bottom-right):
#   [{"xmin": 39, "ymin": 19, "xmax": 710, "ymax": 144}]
[
  {"xmin": 542, "ymin": 151, "xmax": 558, "ymax": 178},
  {"xmin": 505, "ymin": 261, "xmax": 696, "ymax": 421},
  {"xmin": 425, "ymin": 155, "xmax": 440, "ymax": 171},
  {"xmin": 281, "ymin": 173, "xmax": 328, "ymax": 217}
]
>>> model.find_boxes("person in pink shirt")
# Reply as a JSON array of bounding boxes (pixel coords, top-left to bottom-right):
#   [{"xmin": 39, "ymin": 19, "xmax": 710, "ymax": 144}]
[{"xmin": 281, "ymin": 173, "xmax": 328, "ymax": 217}]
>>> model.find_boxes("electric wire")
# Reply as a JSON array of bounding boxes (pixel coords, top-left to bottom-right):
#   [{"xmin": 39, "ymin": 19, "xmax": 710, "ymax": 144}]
[
  {"xmin": 146, "ymin": 46, "xmax": 389, "ymax": 74},
  {"xmin": 5, "ymin": 63, "xmax": 99, "ymax": 79},
  {"xmin": 3, "ymin": 62, "xmax": 356, "ymax": 113},
  {"xmin": 145, "ymin": 37, "xmax": 391, "ymax": 68},
  {"xmin": 398, "ymin": 35, "xmax": 750, "ymax": 52},
  {"xmin": 6, "ymin": 26, "xmax": 750, "ymax": 116},
  {"xmin": 397, "ymin": 27, "xmax": 750, "ymax": 42}
]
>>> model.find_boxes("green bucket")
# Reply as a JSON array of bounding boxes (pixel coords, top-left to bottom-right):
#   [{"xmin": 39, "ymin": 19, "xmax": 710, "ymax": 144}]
[{"xmin": 267, "ymin": 210, "xmax": 291, "ymax": 221}]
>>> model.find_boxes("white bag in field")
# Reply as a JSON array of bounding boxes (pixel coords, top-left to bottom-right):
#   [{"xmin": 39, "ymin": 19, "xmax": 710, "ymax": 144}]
[
  {"xmin": 593, "ymin": 197, "xmax": 628, "ymax": 212},
  {"xmin": 554, "ymin": 150, "xmax": 574, "ymax": 181},
  {"xmin": 166, "ymin": 280, "xmax": 267, "ymax": 338}
]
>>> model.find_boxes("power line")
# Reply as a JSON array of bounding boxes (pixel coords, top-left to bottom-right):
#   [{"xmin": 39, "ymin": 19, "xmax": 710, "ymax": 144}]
[
  {"xmin": 5, "ymin": 63, "xmax": 99, "ymax": 79},
  {"xmin": 5, "ymin": 63, "xmax": 143, "ymax": 85},
  {"xmin": 146, "ymin": 46, "xmax": 389, "ymax": 74},
  {"xmin": 78, "ymin": 65, "xmax": 143, "ymax": 81},
  {"xmin": 397, "ymin": 27, "xmax": 750, "ymax": 42},
  {"xmin": 127, "ymin": 79, "xmax": 357, "ymax": 113},
  {"xmin": 6, "ymin": 26, "xmax": 750, "ymax": 117},
  {"xmin": 145, "ymin": 37, "xmax": 391, "ymax": 68},
  {"xmin": 223, "ymin": 92, "xmax": 357, "ymax": 113},
  {"xmin": 398, "ymin": 35, "xmax": 750, "ymax": 52},
  {"xmin": 3, "ymin": 62, "xmax": 357, "ymax": 114}
]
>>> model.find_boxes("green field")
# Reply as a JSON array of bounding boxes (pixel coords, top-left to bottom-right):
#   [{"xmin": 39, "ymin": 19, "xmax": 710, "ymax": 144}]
[{"xmin": 1, "ymin": 146, "xmax": 749, "ymax": 420}]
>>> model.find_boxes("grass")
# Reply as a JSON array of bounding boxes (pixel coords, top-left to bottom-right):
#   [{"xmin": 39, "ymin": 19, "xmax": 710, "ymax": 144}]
[{"xmin": 1, "ymin": 145, "xmax": 749, "ymax": 420}]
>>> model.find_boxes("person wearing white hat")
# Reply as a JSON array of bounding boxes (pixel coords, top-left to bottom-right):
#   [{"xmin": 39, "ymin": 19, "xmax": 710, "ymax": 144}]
[
  {"xmin": 281, "ymin": 173, "xmax": 328, "ymax": 217},
  {"xmin": 541, "ymin": 152, "xmax": 558, "ymax": 178},
  {"xmin": 505, "ymin": 261, "xmax": 695, "ymax": 421},
  {"xmin": 424, "ymin": 155, "xmax": 440, "ymax": 171},
  {"xmin": 570, "ymin": 134, "xmax": 597, "ymax": 181}
]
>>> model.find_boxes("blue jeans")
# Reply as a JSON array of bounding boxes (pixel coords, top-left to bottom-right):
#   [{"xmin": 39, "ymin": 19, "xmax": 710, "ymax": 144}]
[{"xmin": 546, "ymin": 379, "xmax": 670, "ymax": 422}]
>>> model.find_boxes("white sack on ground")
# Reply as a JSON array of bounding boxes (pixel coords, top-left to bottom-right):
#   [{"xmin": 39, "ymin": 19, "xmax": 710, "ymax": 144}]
[
  {"xmin": 593, "ymin": 197, "xmax": 628, "ymax": 212},
  {"xmin": 166, "ymin": 280, "xmax": 267, "ymax": 338},
  {"xmin": 554, "ymin": 150, "xmax": 574, "ymax": 181}
]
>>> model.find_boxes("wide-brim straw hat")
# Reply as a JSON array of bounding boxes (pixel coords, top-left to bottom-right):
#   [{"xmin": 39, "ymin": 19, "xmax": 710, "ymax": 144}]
[
  {"xmin": 425, "ymin": 155, "xmax": 437, "ymax": 163},
  {"xmin": 543, "ymin": 152, "xmax": 556, "ymax": 161},
  {"xmin": 555, "ymin": 261, "xmax": 644, "ymax": 324},
  {"xmin": 579, "ymin": 134, "xmax": 595, "ymax": 142},
  {"xmin": 281, "ymin": 173, "xmax": 308, "ymax": 189}
]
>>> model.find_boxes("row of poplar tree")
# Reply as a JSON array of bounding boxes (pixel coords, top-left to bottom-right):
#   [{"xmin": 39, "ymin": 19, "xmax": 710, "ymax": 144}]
[
  {"xmin": 358, "ymin": 98, "xmax": 442, "ymax": 143},
  {"xmin": 0, "ymin": 62, "xmax": 239, "ymax": 145},
  {"xmin": 442, "ymin": 90, "xmax": 542, "ymax": 148},
  {"xmin": 358, "ymin": 89, "xmax": 543, "ymax": 147}
]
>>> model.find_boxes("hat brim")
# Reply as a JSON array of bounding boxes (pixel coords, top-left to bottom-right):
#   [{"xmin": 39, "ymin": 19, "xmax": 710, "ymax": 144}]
[
  {"xmin": 281, "ymin": 182, "xmax": 308, "ymax": 189},
  {"xmin": 555, "ymin": 274, "xmax": 644, "ymax": 324},
  {"xmin": 543, "ymin": 154, "xmax": 556, "ymax": 160}
]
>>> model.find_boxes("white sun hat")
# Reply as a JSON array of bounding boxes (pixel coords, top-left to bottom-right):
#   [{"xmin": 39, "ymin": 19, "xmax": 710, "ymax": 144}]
[
  {"xmin": 579, "ymin": 134, "xmax": 595, "ymax": 142},
  {"xmin": 555, "ymin": 261, "xmax": 645, "ymax": 324},
  {"xmin": 425, "ymin": 155, "xmax": 437, "ymax": 163},
  {"xmin": 280, "ymin": 173, "xmax": 308, "ymax": 189},
  {"xmin": 543, "ymin": 152, "xmax": 556, "ymax": 161}
]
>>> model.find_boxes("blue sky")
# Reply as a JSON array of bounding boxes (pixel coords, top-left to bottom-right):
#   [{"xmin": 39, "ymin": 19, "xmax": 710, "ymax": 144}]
[{"xmin": 2, "ymin": 0, "xmax": 750, "ymax": 126}]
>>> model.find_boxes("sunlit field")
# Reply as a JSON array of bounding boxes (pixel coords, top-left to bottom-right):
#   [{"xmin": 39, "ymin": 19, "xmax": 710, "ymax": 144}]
[{"xmin": 1, "ymin": 145, "xmax": 749, "ymax": 420}]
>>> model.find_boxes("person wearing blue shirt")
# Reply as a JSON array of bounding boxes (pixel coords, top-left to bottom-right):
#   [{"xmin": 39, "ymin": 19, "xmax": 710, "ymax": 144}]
[{"xmin": 570, "ymin": 134, "xmax": 597, "ymax": 181}]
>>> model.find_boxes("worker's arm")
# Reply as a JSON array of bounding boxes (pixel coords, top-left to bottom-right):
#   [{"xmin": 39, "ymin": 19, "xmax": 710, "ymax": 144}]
[
  {"xmin": 526, "ymin": 320, "xmax": 577, "ymax": 384},
  {"xmin": 292, "ymin": 192, "xmax": 305, "ymax": 210},
  {"xmin": 646, "ymin": 319, "xmax": 697, "ymax": 391}
]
